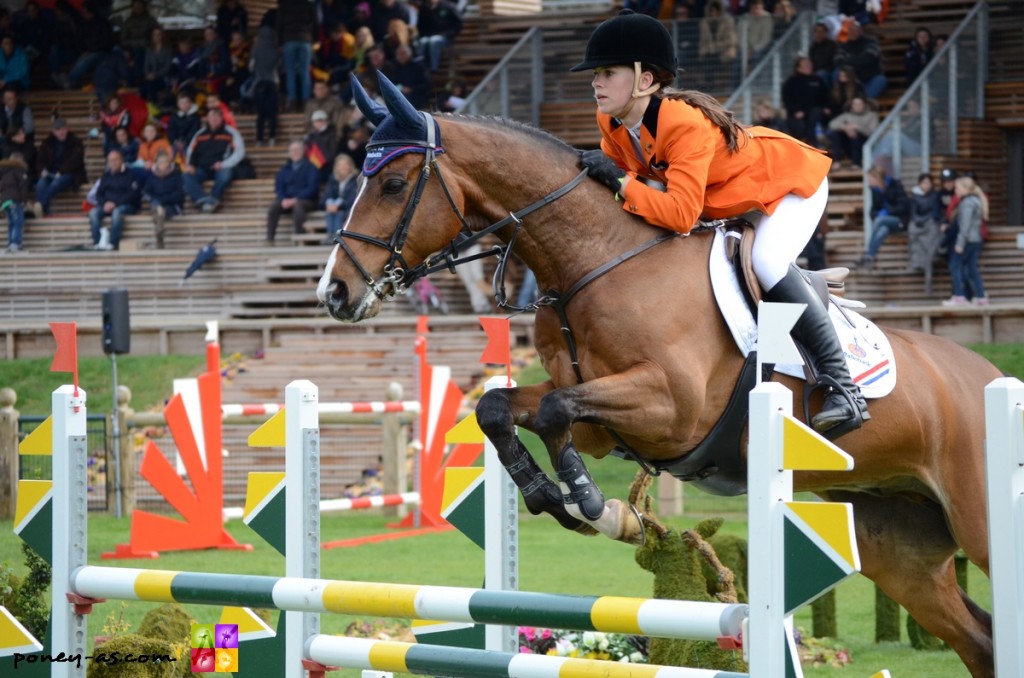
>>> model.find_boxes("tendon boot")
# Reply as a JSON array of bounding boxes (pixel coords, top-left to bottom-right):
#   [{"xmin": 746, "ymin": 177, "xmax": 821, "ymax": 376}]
[
  {"xmin": 555, "ymin": 443, "xmax": 606, "ymax": 521},
  {"xmin": 765, "ymin": 265, "xmax": 870, "ymax": 439}
]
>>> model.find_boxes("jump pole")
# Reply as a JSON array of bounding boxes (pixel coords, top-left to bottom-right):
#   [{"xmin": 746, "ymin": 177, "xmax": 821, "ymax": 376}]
[{"xmin": 984, "ymin": 376, "xmax": 1024, "ymax": 676}]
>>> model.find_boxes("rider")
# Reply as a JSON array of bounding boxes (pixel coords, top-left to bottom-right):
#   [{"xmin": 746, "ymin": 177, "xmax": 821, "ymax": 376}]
[{"xmin": 573, "ymin": 9, "xmax": 869, "ymax": 437}]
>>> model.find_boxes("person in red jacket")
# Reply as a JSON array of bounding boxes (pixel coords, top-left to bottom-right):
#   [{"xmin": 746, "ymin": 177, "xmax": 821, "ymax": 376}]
[{"xmin": 573, "ymin": 9, "xmax": 868, "ymax": 438}]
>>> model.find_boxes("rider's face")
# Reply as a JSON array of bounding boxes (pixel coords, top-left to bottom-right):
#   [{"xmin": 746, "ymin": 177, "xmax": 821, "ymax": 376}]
[{"xmin": 592, "ymin": 66, "xmax": 636, "ymax": 119}]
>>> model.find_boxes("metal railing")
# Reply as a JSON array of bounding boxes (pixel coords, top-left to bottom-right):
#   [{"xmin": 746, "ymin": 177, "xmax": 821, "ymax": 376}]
[{"xmin": 861, "ymin": 2, "xmax": 989, "ymax": 240}]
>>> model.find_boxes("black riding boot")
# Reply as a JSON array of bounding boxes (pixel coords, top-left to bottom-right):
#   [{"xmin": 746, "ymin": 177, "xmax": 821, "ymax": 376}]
[{"xmin": 764, "ymin": 266, "xmax": 870, "ymax": 438}]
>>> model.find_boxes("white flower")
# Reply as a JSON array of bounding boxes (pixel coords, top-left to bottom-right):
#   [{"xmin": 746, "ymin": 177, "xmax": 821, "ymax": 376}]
[
  {"xmin": 581, "ymin": 631, "xmax": 597, "ymax": 648},
  {"xmin": 553, "ymin": 638, "xmax": 575, "ymax": 656}
]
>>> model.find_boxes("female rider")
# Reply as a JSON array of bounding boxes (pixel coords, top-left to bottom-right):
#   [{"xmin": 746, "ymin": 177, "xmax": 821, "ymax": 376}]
[{"xmin": 574, "ymin": 9, "xmax": 869, "ymax": 438}]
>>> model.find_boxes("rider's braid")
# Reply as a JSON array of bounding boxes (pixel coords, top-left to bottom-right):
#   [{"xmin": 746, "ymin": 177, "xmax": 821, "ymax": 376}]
[{"xmin": 649, "ymin": 69, "xmax": 746, "ymax": 153}]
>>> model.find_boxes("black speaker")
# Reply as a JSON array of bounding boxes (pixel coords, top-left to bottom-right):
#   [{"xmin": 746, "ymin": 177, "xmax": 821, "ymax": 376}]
[{"xmin": 101, "ymin": 288, "xmax": 130, "ymax": 355}]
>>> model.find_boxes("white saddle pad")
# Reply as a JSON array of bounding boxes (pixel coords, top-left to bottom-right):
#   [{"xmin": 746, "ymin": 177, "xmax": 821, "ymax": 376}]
[{"xmin": 708, "ymin": 229, "xmax": 896, "ymax": 399}]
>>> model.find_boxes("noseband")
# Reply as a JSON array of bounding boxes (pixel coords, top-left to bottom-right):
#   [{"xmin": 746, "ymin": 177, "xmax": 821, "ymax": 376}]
[{"xmin": 334, "ymin": 111, "xmax": 588, "ymax": 306}]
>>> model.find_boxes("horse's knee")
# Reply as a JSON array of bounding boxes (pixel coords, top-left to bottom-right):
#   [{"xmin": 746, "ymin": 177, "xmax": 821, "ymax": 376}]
[{"xmin": 534, "ymin": 389, "xmax": 574, "ymax": 441}]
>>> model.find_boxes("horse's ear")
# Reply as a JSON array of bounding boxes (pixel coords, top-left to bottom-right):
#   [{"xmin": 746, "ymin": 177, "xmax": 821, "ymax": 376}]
[
  {"xmin": 350, "ymin": 72, "xmax": 387, "ymax": 126},
  {"xmin": 377, "ymin": 71, "xmax": 424, "ymax": 134}
]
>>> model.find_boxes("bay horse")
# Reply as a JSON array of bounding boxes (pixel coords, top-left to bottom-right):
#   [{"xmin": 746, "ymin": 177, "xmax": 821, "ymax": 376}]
[{"xmin": 317, "ymin": 74, "xmax": 1000, "ymax": 677}]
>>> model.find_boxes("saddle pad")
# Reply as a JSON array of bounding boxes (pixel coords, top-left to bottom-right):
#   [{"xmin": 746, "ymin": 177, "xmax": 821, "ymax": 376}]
[{"xmin": 708, "ymin": 230, "xmax": 897, "ymax": 399}]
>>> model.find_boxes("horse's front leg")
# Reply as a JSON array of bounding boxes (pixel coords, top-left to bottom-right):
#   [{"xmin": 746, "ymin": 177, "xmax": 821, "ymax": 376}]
[
  {"xmin": 533, "ymin": 366, "xmax": 675, "ymax": 545},
  {"xmin": 476, "ymin": 381, "xmax": 593, "ymax": 534}
]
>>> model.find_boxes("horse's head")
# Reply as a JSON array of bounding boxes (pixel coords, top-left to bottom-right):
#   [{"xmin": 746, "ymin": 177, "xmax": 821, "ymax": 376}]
[{"xmin": 317, "ymin": 73, "xmax": 470, "ymax": 322}]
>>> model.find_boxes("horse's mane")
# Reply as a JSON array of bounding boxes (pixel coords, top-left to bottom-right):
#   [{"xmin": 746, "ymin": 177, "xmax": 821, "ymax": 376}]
[{"xmin": 438, "ymin": 113, "xmax": 581, "ymax": 160}]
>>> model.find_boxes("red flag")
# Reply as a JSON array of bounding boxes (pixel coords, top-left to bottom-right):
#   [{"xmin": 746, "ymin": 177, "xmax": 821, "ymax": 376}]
[
  {"xmin": 416, "ymin": 315, "xmax": 430, "ymax": 335},
  {"xmin": 49, "ymin": 322, "xmax": 79, "ymax": 395},
  {"xmin": 479, "ymin": 317, "xmax": 512, "ymax": 386}
]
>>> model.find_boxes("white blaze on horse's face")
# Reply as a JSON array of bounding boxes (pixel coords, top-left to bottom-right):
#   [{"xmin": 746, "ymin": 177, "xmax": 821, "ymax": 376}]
[{"xmin": 317, "ymin": 178, "xmax": 383, "ymax": 321}]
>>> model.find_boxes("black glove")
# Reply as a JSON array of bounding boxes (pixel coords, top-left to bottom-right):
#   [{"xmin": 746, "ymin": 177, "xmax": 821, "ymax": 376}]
[{"xmin": 579, "ymin": 149, "xmax": 626, "ymax": 194}]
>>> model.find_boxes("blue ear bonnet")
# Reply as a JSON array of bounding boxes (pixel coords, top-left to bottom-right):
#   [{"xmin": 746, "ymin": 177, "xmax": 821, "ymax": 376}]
[
  {"xmin": 351, "ymin": 71, "xmax": 445, "ymax": 176},
  {"xmin": 362, "ymin": 117, "xmax": 445, "ymax": 176}
]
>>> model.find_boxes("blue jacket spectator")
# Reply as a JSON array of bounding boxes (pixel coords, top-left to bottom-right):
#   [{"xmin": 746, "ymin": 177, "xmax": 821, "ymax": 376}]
[
  {"xmin": 266, "ymin": 140, "xmax": 319, "ymax": 243},
  {"xmin": 0, "ymin": 36, "xmax": 30, "ymax": 91},
  {"xmin": 144, "ymin": 152, "xmax": 184, "ymax": 249},
  {"xmin": 90, "ymin": 150, "xmax": 141, "ymax": 251}
]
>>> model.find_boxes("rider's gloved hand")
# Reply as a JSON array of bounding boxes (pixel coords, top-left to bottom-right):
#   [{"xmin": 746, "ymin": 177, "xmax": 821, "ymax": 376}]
[{"xmin": 579, "ymin": 149, "xmax": 626, "ymax": 194}]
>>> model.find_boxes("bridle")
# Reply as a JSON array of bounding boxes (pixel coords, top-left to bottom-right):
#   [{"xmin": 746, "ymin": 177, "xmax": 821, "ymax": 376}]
[{"xmin": 334, "ymin": 111, "xmax": 588, "ymax": 308}]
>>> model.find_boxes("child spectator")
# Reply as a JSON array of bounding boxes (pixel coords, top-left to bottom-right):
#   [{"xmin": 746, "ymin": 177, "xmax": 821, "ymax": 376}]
[
  {"xmin": 250, "ymin": 25, "xmax": 280, "ymax": 146},
  {"xmin": 111, "ymin": 127, "xmax": 140, "ymax": 167},
  {"xmin": 321, "ymin": 153, "xmax": 357, "ymax": 244},
  {"xmin": 168, "ymin": 93, "xmax": 201, "ymax": 163},
  {"xmin": 943, "ymin": 175, "xmax": 989, "ymax": 306},
  {"xmin": 143, "ymin": 151, "xmax": 184, "ymax": 249},
  {"xmin": 100, "ymin": 94, "xmax": 131, "ymax": 155},
  {"xmin": 827, "ymin": 95, "xmax": 877, "ymax": 168},
  {"xmin": 0, "ymin": 151, "xmax": 28, "ymax": 252},
  {"xmin": 89, "ymin": 149, "xmax": 142, "ymax": 251},
  {"xmin": 137, "ymin": 122, "xmax": 172, "ymax": 172}
]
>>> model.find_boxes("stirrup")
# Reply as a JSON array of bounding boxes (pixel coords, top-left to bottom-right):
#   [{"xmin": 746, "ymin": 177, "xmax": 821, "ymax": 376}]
[{"xmin": 802, "ymin": 374, "xmax": 869, "ymax": 442}]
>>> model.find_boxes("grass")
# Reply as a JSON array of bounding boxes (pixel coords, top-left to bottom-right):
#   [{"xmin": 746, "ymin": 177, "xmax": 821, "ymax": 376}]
[{"xmin": 1, "ymin": 341, "xmax": 1018, "ymax": 676}]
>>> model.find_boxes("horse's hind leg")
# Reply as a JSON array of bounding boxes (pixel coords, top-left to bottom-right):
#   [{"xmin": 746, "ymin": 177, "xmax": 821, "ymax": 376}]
[
  {"xmin": 476, "ymin": 382, "xmax": 591, "ymax": 534},
  {"xmin": 827, "ymin": 491, "xmax": 994, "ymax": 678}
]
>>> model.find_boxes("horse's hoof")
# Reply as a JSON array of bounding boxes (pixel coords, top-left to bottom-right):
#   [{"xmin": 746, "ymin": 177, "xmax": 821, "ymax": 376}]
[{"xmin": 606, "ymin": 499, "xmax": 645, "ymax": 545}]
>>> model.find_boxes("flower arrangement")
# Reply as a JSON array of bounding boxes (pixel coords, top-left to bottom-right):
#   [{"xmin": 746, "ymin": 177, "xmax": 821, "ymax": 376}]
[{"xmin": 518, "ymin": 626, "xmax": 648, "ymax": 663}]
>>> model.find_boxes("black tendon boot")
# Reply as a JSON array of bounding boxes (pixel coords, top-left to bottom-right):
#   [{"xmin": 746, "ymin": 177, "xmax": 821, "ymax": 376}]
[
  {"xmin": 555, "ymin": 443, "xmax": 606, "ymax": 521},
  {"xmin": 765, "ymin": 265, "xmax": 870, "ymax": 438}
]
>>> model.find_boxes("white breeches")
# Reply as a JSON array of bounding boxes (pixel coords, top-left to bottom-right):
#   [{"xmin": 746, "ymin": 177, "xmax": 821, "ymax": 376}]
[{"xmin": 750, "ymin": 177, "xmax": 829, "ymax": 290}]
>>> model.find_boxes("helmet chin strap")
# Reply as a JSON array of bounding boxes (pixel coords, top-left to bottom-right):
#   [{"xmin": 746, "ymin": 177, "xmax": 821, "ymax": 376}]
[{"xmin": 618, "ymin": 62, "xmax": 661, "ymax": 122}]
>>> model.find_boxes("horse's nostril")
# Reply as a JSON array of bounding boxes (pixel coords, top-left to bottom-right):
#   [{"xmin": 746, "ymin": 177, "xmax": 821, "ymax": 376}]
[{"xmin": 330, "ymin": 279, "xmax": 349, "ymax": 305}]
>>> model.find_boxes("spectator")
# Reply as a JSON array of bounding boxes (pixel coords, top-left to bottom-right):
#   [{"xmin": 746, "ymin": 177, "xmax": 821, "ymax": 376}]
[
  {"xmin": 304, "ymin": 110, "xmax": 338, "ymax": 180},
  {"xmin": 204, "ymin": 92, "xmax": 236, "ymax": 130},
  {"xmin": 305, "ymin": 80, "xmax": 345, "ymax": 135},
  {"xmin": 93, "ymin": 47, "xmax": 131, "ymax": 103},
  {"xmin": 0, "ymin": 35, "xmax": 29, "ymax": 92},
  {"xmin": 319, "ymin": 0, "xmax": 347, "ymax": 43},
  {"xmin": 111, "ymin": 126, "xmax": 140, "ymax": 166},
  {"xmin": 0, "ymin": 88, "xmax": 34, "ymax": 144},
  {"xmin": 49, "ymin": 2, "xmax": 79, "ymax": 89},
  {"xmin": 348, "ymin": 2, "xmax": 373, "ymax": 37},
  {"xmin": 772, "ymin": 0, "xmax": 797, "ymax": 38},
  {"xmin": 904, "ymin": 26, "xmax": 934, "ymax": 85},
  {"xmin": 89, "ymin": 149, "xmax": 141, "ymax": 251},
  {"xmin": 0, "ymin": 151, "xmax": 28, "ymax": 253},
  {"xmin": 826, "ymin": 95, "xmax": 876, "ymax": 168},
  {"xmin": 943, "ymin": 175, "xmax": 989, "ymax": 306},
  {"xmin": 906, "ymin": 172, "xmax": 942, "ymax": 288},
  {"xmin": 318, "ymin": 22, "xmax": 357, "ymax": 87},
  {"xmin": 321, "ymin": 153, "xmax": 358, "ymax": 243},
  {"xmin": 100, "ymin": 94, "xmax": 131, "ymax": 155},
  {"xmin": 824, "ymin": 64, "xmax": 865, "ymax": 124},
  {"xmin": 383, "ymin": 17, "xmax": 412, "ymax": 61},
  {"xmin": 872, "ymin": 97, "xmax": 925, "ymax": 164},
  {"xmin": 340, "ymin": 121, "xmax": 370, "ymax": 168},
  {"xmin": 388, "ymin": 44, "xmax": 431, "ymax": 110},
  {"xmin": 753, "ymin": 98, "xmax": 786, "ymax": 131},
  {"xmin": 417, "ymin": 0, "xmax": 462, "ymax": 73},
  {"xmin": 250, "ymin": 24, "xmax": 280, "ymax": 146},
  {"xmin": 2, "ymin": 126, "xmax": 37, "ymax": 182},
  {"xmin": 436, "ymin": 76, "xmax": 468, "ymax": 112},
  {"xmin": 33, "ymin": 119, "xmax": 86, "ymax": 217},
  {"xmin": 168, "ymin": 93, "xmax": 201, "ymax": 163},
  {"xmin": 455, "ymin": 241, "xmax": 493, "ymax": 314},
  {"xmin": 143, "ymin": 151, "xmax": 184, "ymax": 249},
  {"xmin": 809, "ymin": 21, "xmax": 837, "ymax": 86},
  {"xmin": 782, "ymin": 56, "xmax": 827, "ymax": 146},
  {"xmin": 673, "ymin": 3, "xmax": 700, "ymax": 67},
  {"xmin": 698, "ymin": 0, "xmax": 738, "ymax": 89},
  {"xmin": 120, "ymin": 0, "xmax": 158, "ymax": 84},
  {"xmin": 216, "ymin": 0, "xmax": 249, "ymax": 44},
  {"xmin": 838, "ymin": 0, "xmax": 870, "ymax": 26},
  {"xmin": 853, "ymin": 165, "xmax": 908, "ymax": 270},
  {"xmin": 182, "ymin": 107, "xmax": 245, "ymax": 213},
  {"xmin": 277, "ymin": 0, "xmax": 318, "ymax": 111},
  {"xmin": 833, "ymin": 21, "xmax": 885, "ymax": 99},
  {"xmin": 142, "ymin": 26, "xmax": 174, "ymax": 104},
  {"xmin": 196, "ymin": 25, "xmax": 230, "ymax": 98},
  {"xmin": 352, "ymin": 26, "xmax": 377, "ymax": 76},
  {"xmin": 266, "ymin": 140, "xmax": 320, "ymax": 245},
  {"xmin": 137, "ymin": 122, "xmax": 172, "ymax": 172},
  {"xmin": 171, "ymin": 36, "xmax": 199, "ymax": 95},
  {"xmin": 370, "ymin": 0, "xmax": 411, "ymax": 45},
  {"xmin": 67, "ymin": 2, "xmax": 116, "ymax": 89},
  {"xmin": 13, "ymin": 1, "xmax": 49, "ymax": 63},
  {"xmin": 937, "ymin": 166, "xmax": 958, "ymax": 254},
  {"xmin": 740, "ymin": 0, "xmax": 773, "ymax": 65},
  {"xmin": 223, "ymin": 30, "xmax": 251, "ymax": 106}
]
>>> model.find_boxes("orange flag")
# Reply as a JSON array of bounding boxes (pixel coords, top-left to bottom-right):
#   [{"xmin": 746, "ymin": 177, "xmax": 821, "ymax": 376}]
[
  {"xmin": 49, "ymin": 321, "xmax": 79, "ymax": 395},
  {"xmin": 479, "ymin": 317, "xmax": 512, "ymax": 386}
]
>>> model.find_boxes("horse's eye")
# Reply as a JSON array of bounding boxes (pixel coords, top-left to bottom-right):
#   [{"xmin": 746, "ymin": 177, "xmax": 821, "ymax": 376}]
[{"xmin": 382, "ymin": 178, "xmax": 406, "ymax": 195}]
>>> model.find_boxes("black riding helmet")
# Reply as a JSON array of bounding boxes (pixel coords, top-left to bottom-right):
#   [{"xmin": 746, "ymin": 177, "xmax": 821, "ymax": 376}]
[{"xmin": 570, "ymin": 9, "xmax": 677, "ymax": 77}]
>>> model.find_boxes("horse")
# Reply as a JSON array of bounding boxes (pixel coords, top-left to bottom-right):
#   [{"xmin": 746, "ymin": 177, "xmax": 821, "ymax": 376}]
[{"xmin": 316, "ymin": 73, "xmax": 1001, "ymax": 677}]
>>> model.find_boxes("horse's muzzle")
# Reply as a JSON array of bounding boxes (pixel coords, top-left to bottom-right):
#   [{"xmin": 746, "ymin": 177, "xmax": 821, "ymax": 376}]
[{"xmin": 322, "ymin": 278, "xmax": 382, "ymax": 323}]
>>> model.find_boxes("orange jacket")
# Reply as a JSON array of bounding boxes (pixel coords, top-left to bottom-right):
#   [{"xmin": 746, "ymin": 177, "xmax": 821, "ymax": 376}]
[
  {"xmin": 138, "ymin": 137, "xmax": 173, "ymax": 168},
  {"xmin": 598, "ymin": 97, "xmax": 831, "ymax": 233}
]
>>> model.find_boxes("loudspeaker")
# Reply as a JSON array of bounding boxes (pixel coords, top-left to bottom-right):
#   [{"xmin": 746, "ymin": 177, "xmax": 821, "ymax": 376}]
[{"xmin": 101, "ymin": 288, "xmax": 130, "ymax": 355}]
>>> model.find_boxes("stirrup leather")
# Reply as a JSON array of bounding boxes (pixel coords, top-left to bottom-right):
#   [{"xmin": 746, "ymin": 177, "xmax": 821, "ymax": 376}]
[{"xmin": 802, "ymin": 374, "xmax": 869, "ymax": 441}]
